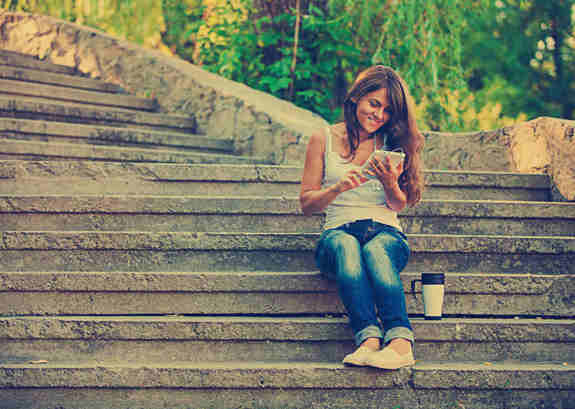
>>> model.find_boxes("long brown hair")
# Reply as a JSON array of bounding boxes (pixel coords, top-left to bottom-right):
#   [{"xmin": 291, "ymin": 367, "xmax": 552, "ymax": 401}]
[{"xmin": 343, "ymin": 65, "xmax": 425, "ymax": 206}]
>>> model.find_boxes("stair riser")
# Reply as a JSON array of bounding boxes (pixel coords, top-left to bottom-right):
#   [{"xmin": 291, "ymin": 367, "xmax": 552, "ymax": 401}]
[
  {"xmin": 0, "ymin": 79, "xmax": 157, "ymax": 111},
  {"xmin": 1, "ymin": 320, "xmax": 572, "ymax": 363},
  {"xmin": 0, "ymin": 119, "xmax": 234, "ymax": 152},
  {"xmin": 2, "ymin": 338, "xmax": 572, "ymax": 365},
  {"xmin": 0, "ymin": 161, "xmax": 551, "ymax": 200},
  {"xmin": 1, "ymin": 388, "xmax": 573, "ymax": 409},
  {"xmin": 2, "ymin": 291, "xmax": 571, "ymax": 317},
  {"xmin": 0, "ymin": 179, "xmax": 550, "ymax": 200},
  {"xmin": 0, "ymin": 65, "xmax": 123, "ymax": 93},
  {"xmin": 1, "ymin": 213, "xmax": 572, "ymax": 236},
  {"xmin": 0, "ymin": 99, "xmax": 196, "ymax": 133},
  {"xmin": 0, "ymin": 140, "xmax": 263, "ymax": 164},
  {"xmin": 0, "ymin": 133, "xmax": 232, "ymax": 154},
  {"xmin": 0, "ymin": 366, "xmax": 572, "ymax": 409},
  {"xmin": 0, "ymin": 51, "xmax": 77, "ymax": 75},
  {"xmin": 1, "ymin": 249, "xmax": 573, "ymax": 274}
]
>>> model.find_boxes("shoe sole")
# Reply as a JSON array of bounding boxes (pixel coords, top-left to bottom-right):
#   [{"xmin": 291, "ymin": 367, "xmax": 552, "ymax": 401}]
[
  {"xmin": 342, "ymin": 358, "xmax": 368, "ymax": 367},
  {"xmin": 365, "ymin": 359, "xmax": 415, "ymax": 370}
]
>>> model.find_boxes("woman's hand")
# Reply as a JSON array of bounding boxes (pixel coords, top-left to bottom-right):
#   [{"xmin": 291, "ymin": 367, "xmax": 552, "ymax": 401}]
[
  {"xmin": 364, "ymin": 155, "xmax": 403, "ymax": 189},
  {"xmin": 334, "ymin": 169, "xmax": 369, "ymax": 194}
]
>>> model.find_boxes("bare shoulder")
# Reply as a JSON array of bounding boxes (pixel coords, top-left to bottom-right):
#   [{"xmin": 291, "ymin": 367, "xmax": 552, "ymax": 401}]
[{"xmin": 330, "ymin": 122, "xmax": 348, "ymax": 152}]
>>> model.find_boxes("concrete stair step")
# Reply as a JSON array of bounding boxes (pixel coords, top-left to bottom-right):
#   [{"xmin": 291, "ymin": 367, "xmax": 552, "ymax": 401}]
[
  {"xmin": 0, "ymin": 360, "xmax": 572, "ymax": 409},
  {"xmin": 0, "ymin": 78, "xmax": 158, "ymax": 111},
  {"xmin": 1, "ymin": 316, "xmax": 573, "ymax": 363},
  {"xmin": 0, "ymin": 50, "xmax": 77, "ymax": 76},
  {"xmin": 0, "ymin": 231, "xmax": 572, "ymax": 273},
  {"xmin": 0, "ymin": 96, "xmax": 196, "ymax": 132},
  {"xmin": 0, "ymin": 64, "xmax": 124, "ymax": 93},
  {"xmin": 0, "ymin": 138, "xmax": 267, "ymax": 164},
  {"xmin": 0, "ymin": 118, "xmax": 234, "ymax": 152},
  {"xmin": 1, "ymin": 195, "xmax": 572, "ymax": 236},
  {"xmin": 0, "ymin": 161, "xmax": 552, "ymax": 200},
  {"xmin": 1, "ymin": 271, "xmax": 572, "ymax": 317}
]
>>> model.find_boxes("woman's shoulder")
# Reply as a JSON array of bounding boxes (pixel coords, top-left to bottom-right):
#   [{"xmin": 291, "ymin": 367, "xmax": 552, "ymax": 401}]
[
  {"xmin": 311, "ymin": 122, "xmax": 345, "ymax": 142},
  {"xmin": 308, "ymin": 123, "xmax": 346, "ymax": 154}
]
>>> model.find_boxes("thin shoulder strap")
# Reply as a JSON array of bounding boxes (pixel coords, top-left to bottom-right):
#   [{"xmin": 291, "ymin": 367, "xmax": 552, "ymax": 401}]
[{"xmin": 325, "ymin": 126, "xmax": 332, "ymax": 152}]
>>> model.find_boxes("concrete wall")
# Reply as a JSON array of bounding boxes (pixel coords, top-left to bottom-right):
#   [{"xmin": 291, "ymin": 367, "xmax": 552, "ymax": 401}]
[{"xmin": 0, "ymin": 11, "xmax": 573, "ymax": 200}]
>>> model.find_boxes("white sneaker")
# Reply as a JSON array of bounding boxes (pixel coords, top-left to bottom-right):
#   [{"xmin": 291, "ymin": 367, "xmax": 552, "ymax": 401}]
[
  {"xmin": 342, "ymin": 346, "xmax": 376, "ymax": 366},
  {"xmin": 364, "ymin": 346, "xmax": 415, "ymax": 369}
]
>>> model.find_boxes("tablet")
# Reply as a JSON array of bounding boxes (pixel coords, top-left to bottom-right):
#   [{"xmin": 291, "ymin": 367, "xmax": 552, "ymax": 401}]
[{"xmin": 361, "ymin": 150, "xmax": 405, "ymax": 179}]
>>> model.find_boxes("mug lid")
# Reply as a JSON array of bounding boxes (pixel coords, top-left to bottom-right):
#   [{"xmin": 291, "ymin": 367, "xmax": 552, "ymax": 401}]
[{"xmin": 422, "ymin": 272, "xmax": 445, "ymax": 284}]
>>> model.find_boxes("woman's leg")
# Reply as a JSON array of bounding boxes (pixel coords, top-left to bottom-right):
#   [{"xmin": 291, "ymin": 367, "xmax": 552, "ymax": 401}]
[
  {"xmin": 361, "ymin": 229, "xmax": 414, "ymax": 347},
  {"xmin": 316, "ymin": 229, "xmax": 383, "ymax": 347}
]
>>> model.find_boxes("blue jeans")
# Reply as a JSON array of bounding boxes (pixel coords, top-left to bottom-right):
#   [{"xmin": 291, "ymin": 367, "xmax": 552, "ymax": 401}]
[{"xmin": 315, "ymin": 219, "xmax": 414, "ymax": 347}]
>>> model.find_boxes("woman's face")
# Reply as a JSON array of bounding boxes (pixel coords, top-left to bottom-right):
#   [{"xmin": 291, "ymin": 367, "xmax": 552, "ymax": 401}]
[{"xmin": 355, "ymin": 87, "xmax": 391, "ymax": 137}]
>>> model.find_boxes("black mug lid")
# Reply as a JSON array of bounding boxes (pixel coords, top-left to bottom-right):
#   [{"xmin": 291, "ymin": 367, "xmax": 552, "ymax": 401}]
[{"xmin": 422, "ymin": 272, "xmax": 445, "ymax": 285}]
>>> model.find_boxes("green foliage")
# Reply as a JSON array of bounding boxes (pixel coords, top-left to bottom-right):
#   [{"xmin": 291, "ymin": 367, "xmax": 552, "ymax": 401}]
[
  {"xmin": 462, "ymin": 0, "xmax": 575, "ymax": 120},
  {"xmin": 189, "ymin": 0, "xmax": 506, "ymax": 130}
]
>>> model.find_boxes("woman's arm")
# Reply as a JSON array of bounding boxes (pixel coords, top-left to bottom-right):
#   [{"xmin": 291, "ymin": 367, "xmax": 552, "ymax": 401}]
[{"xmin": 299, "ymin": 129, "xmax": 367, "ymax": 216}]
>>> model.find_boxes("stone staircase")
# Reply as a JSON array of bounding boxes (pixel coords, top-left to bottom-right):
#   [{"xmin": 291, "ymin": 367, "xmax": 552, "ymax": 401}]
[
  {"xmin": 0, "ymin": 50, "xmax": 573, "ymax": 409},
  {"xmin": 0, "ymin": 49, "xmax": 268, "ymax": 165}
]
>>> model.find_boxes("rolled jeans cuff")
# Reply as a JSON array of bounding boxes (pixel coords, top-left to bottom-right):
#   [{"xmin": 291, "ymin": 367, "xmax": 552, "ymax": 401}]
[
  {"xmin": 354, "ymin": 325, "xmax": 383, "ymax": 346},
  {"xmin": 383, "ymin": 326, "xmax": 415, "ymax": 345}
]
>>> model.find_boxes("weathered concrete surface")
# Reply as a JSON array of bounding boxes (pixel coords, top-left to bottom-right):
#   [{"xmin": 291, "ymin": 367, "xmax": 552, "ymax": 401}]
[
  {"xmin": 0, "ymin": 78, "xmax": 156, "ymax": 111},
  {"xmin": 0, "ymin": 361, "xmax": 572, "ymax": 389},
  {"xmin": 3, "ymin": 195, "xmax": 574, "ymax": 217},
  {"xmin": 0, "ymin": 231, "xmax": 573, "ymax": 254},
  {"xmin": 0, "ymin": 138, "xmax": 267, "ymax": 164},
  {"xmin": 0, "ymin": 271, "xmax": 563, "ymax": 293},
  {"xmin": 0, "ymin": 96, "xmax": 196, "ymax": 132},
  {"xmin": 0, "ymin": 272, "xmax": 572, "ymax": 316},
  {"xmin": 0, "ymin": 248, "xmax": 573, "ymax": 274},
  {"xmin": 0, "ymin": 118, "xmax": 234, "ymax": 151},
  {"xmin": 0, "ymin": 317, "xmax": 572, "ymax": 363},
  {"xmin": 0, "ymin": 11, "xmax": 328, "ymax": 163},
  {"xmin": 0, "ymin": 387, "xmax": 573, "ymax": 409},
  {"xmin": 0, "ymin": 161, "xmax": 552, "ymax": 200},
  {"xmin": 0, "ymin": 196, "xmax": 573, "ymax": 235},
  {"xmin": 0, "ymin": 48, "xmax": 76, "ymax": 74},
  {"xmin": 416, "ymin": 117, "xmax": 575, "ymax": 201},
  {"xmin": 0, "ymin": 64, "xmax": 123, "ymax": 92},
  {"xmin": 505, "ymin": 117, "xmax": 575, "ymax": 201}
]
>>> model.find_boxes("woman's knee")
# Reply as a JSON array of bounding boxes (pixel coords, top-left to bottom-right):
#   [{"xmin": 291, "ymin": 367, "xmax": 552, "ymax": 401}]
[
  {"xmin": 362, "ymin": 233, "xmax": 410, "ymax": 286},
  {"xmin": 317, "ymin": 230, "xmax": 363, "ymax": 277},
  {"xmin": 364, "ymin": 232, "xmax": 410, "ymax": 269}
]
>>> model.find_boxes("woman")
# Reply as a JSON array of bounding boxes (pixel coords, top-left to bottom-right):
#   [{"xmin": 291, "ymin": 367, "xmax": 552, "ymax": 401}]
[{"xmin": 300, "ymin": 65, "xmax": 425, "ymax": 369}]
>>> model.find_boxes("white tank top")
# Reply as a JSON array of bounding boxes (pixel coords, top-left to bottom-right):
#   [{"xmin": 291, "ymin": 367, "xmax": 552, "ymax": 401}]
[{"xmin": 321, "ymin": 126, "xmax": 403, "ymax": 231}]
